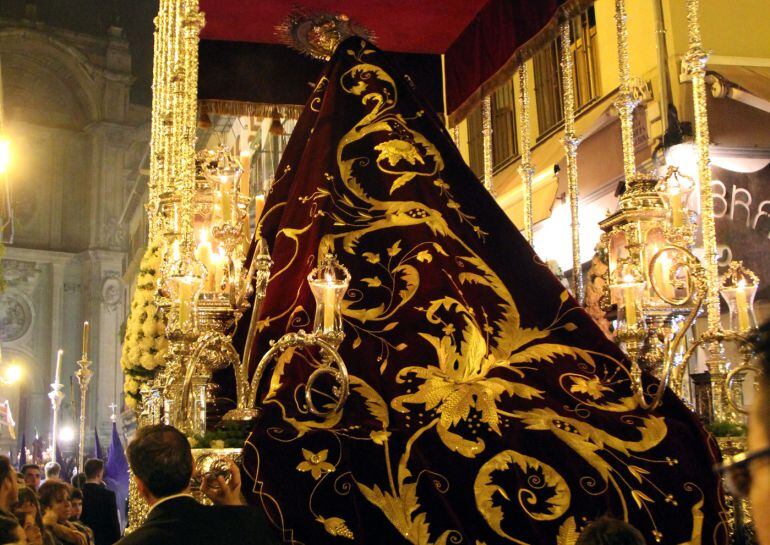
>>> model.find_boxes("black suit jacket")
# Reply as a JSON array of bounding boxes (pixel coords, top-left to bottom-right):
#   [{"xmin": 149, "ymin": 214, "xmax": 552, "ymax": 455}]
[
  {"xmin": 116, "ymin": 496, "xmax": 279, "ymax": 545},
  {"xmin": 80, "ymin": 482, "xmax": 122, "ymax": 545}
]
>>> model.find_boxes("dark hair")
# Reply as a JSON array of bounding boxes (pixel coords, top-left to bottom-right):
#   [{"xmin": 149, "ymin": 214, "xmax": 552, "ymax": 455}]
[
  {"xmin": 37, "ymin": 481, "xmax": 70, "ymax": 509},
  {"xmin": 577, "ymin": 517, "xmax": 646, "ymax": 545},
  {"xmin": 83, "ymin": 459, "xmax": 104, "ymax": 480},
  {"xmin": 126, "ymin": 424, "xmax": 192, "ymax": 498},
  {"xmin": 0, "ymin": 513, "xmax": 20, "ymax": 544},
  {"xmin": 20, "ymin": 465, "xmax": 40, "ymax": 476},
  {"xmin": 13, "ymin": 487, "xmax": 54, "ymax": 545},
  {"xmin": 70, "ymin": 488, "xmax": 83, "ymax": 501},
  {"xmin": 0, "ymin": 457, "xmax": 13, "ymax": 492},
  {"xmin": 71, "ymin": 473, "xmax": 86, "ymax": 489}
]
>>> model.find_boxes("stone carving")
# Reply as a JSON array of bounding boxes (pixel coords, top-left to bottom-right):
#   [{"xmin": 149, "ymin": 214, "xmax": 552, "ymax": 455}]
[{"xmin": 0, "ymin": 292, "xmax": 32, "ymax": 342}]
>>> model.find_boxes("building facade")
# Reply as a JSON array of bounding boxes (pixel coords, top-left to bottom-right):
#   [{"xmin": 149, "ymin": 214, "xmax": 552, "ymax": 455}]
[{"xmin": 0, "ymin": 6, "xmax": 149, "ymax": 458}]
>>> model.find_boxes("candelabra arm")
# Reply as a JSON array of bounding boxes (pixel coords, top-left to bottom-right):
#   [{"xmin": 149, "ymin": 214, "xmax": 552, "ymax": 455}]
[
  {"xmin": 180, "ymin": 331, "xmax": 240, "ymax": 427},
  {"xmin": 248, "ymin": 331, "xmax": 349, "ymax": 418}
]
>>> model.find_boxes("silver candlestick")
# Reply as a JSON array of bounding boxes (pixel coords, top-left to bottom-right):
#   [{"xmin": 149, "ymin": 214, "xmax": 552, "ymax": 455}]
[
  {"xmin": 75, "ymin": 356, "xmax": 93, "ymax": 472},
  {"xmin": 48, "ymin": 349, "xmax": 64, "ymax": 464}
]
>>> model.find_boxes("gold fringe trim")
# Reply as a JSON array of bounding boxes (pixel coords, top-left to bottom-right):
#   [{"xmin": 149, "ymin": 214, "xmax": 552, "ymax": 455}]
[
  {"xmin": 199, "ymin": 99, "xmax": 304, "ymax": 119},
  {"xmin": 448, "ymin": 0, "xmax": 596, "ymax": 126}
]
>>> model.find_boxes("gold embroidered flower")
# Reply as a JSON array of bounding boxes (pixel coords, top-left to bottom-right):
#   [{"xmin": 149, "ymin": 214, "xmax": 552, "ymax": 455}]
[
  {"xmin": 392, "ymin": 317, "xmax": 544, "ymax": 456},
  {"xmin": 296, "ymin": 449, "xmax": 335, "ymax": 480},
  {"xmin": 569, "ymin": 376, "xmax": 612, "ymax": 400},
  {"xmin": 374, "ymin": 139, "xmax": 425, "ymax": 167}
]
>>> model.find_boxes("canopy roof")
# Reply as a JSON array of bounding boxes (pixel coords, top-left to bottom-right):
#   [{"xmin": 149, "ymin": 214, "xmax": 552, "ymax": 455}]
[
  {"xmin": 197, "ymin": 0, "xmax": 592, "ymax": 120},
  {"xmin": 199, "ymin": 0, "xmax": 489, "ymax": 54}
]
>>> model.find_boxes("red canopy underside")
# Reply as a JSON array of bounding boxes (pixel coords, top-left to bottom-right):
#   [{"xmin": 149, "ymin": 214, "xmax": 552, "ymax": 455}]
[
  {"xmin": 199, "ymin": 0, "xmax": 489, "ymax": 54},
  {"xmin": 198, "ymin": 0, "xmax": 589, "ymax": 119}
]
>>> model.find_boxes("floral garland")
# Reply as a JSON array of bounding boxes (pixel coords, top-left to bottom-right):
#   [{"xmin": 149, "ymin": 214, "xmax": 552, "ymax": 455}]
[{"xmin": 120, "ymin": 243, "xmax": 167, "ymax": 410}]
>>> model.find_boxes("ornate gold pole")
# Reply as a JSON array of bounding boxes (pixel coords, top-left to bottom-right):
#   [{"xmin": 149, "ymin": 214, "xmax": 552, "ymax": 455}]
[
  {"xmin": 683, "ymin": 0, "xmax": 728, "ymax": 420},
  {"xmin": 614, "ymin": 0, "xmax": 638, "ymax": 183},
  {"xmin": 481, "ymin": 95, "xmax": 495, "ymax": 195},
  {"xmin": 560, "ymin": 21, "xmax": 583, "ymax": 304},
  {"xmin": 516, "ymin": 63, "xmax": 535, "ymax": 243},
  {"xmin": 128, "ymin": 0, "xmax": 204, "ymax": 530}
]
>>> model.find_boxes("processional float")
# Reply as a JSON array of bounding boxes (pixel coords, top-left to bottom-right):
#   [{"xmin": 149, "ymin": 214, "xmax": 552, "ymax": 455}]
[{"xmin": 125, "ymin": 1, "xmax": 753, "ymax": 544}]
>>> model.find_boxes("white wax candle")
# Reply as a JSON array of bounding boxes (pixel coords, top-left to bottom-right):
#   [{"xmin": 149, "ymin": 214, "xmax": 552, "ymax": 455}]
[
  {"xmin": 55, "ymin": 349, "xmax": 63, "ymax": 385},
  {"xmin": 736, "ymin": 283, "xmax": 751, "ymax": 331},
  {"xmin": 81, "ymin": 321, "xmax": 89, "ymax": 360}
]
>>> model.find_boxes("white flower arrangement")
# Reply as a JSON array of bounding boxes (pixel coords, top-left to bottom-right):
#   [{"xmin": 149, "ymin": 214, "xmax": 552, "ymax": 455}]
[{"xmin": 120, "ymin": 243, "xmax": 167, "ymax": 410}]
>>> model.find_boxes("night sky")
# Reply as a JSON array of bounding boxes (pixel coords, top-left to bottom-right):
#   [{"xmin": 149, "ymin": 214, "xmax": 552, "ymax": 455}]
[{"xmin": 0, "ymin": 0, "xmax": 158, "ymax": 106}]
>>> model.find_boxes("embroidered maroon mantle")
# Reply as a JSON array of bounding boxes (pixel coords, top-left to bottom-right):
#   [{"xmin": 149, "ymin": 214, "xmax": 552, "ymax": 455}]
[{"xmin": 236, "ymin": 38, "xmax": 728, "ymax": 545}]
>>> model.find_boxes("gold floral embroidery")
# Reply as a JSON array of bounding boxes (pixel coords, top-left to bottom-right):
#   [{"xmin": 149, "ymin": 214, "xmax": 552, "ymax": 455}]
[{"xmin": 296, "ymin": 449, "xmax": 335, "ymax": 480}]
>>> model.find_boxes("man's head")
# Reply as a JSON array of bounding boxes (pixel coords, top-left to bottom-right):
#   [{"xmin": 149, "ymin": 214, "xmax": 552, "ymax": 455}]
[
  {"xmin": 43, "ymin": 462, "xmax": 60, "ymax": 480},
  {"xmin": 21, "ymin": 464, "xmax": 41, "ymax": 490},
  {"xmin": 0, "ymin": 456, "xmax": 18, "ymax": 510},
  {"xmin": 69, "ymin": 488, "xmax": 83, "ymax": 520},
  {"xmin": 126, "ymin": 424, "xmax": 193, "ymax": 504},
  {"xmin": 83, "ymin": 458, "xmax": 104, "ymax": 483},
  {"xmin": 748, "ymin": 321, "xmax": 770, "ymax": 545},
  {"xmin": 576, "ymin": 516, "xmax": 646, "ymax": 545},
  {"xmin": 38, "ymin": 481, "xmax": 71, "ymax": 523}
]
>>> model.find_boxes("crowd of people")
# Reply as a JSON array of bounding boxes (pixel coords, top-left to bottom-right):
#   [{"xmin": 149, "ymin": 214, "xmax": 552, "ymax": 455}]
[
  {"xmin": 0, "ymin": 325, "xmax": 767, "ymax": 545},
  {"xmin": 0, "ymin": 455, "xmax": 121, "ymax": 545}
]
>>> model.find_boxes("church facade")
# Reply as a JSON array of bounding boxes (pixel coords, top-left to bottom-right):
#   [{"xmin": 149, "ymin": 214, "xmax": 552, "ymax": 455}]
[{"xmin": 0, "ymin": 6, "xmax": 149, "ymax": 458}]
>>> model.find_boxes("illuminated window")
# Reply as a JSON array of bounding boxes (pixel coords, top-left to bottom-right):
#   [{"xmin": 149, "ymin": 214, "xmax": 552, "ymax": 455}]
[
  {"xmin": 533, "ymin": 6, "xmax": 599, "ymax": 136},
  {"xmin": 466, "ymin": 79, "xmax": 519, "ymax": 177}
]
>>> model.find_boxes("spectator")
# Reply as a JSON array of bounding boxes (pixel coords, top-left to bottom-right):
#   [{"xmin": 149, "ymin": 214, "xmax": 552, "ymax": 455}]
[
  {"xmin": 0, "ymin": 512, "xmax": 24, "ymax": 545},
  {"xmin": 576, "ymin": 516, "xmax": 646, "ymax": 545},
  {"xmin": 0, "ymin": 456, "xmax": 18, "ymax": 514},
  {"xmin": 38, "ymin": 481, "xmax": 87, "ymax": 545},
  {"xmin": 718, "ymin": 322, "xmax": 770, "ymax": 545},
  {"xmin": 116, "ymin": 424, "xmax": 278, "ymax": 545},
  {"xmin": 70, "ymin": 475, "xmax": 85, "ymax": 491},
  {"xmin": 68, "ymin": 489, "xmax": 93, "ymax": 545},
  {"xmin": 44, "ymin": 463, "xmax": 61, "ymax": 483},
  {"xmin": 22, "ymin": 465, "xmax": 42, "ymax": 491},
  {"xmin": 79, "ymin": 459, "xmax": 119, "ymax": 545},
  {"xmin": 13, "ymin": 487, "xmax": 54, "ymax": 545}
]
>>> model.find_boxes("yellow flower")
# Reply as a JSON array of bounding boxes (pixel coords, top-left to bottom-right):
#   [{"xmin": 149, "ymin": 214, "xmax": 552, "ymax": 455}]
[
  {"xmin": 296, "ymin": 449, "xmax": 335, "ymax": 480},
  {"xmin": 210, "ymin": 440, "xmax": 225, "ymax": 449},
  {"xmin": 188, "ymin": 437, "xmax": 199, "ymax": 448}
]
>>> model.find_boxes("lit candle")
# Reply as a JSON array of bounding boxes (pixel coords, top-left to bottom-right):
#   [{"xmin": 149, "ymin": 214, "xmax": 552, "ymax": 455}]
[
  {"xmin": 323, "ymin": 273, "xmax": 336, "ymax": 332},
  {"xmin": 669, "ymin": 184, "xmax": 684, "ymax": 228},
  {"xmin": 253, "ymin": 195, "xmax": 266, "ymax": 223},
  {"xmin": 178, "ymin": 281, "xmax": 192, "ymax": 325},
  {"xmin": 55, "ymin": 349, "xmax": 63, "ymax": 385},
  {"xmin": 212, "ymin": 249, "xmax": 227, "ymax": 291},
  {"xmin": 81, "ymin": 321, "xmax": 89, "ymax": 361},
  {"xmin": 219, "ymin": 176, "xmax": 233, "ymax": 222},
  {"xmin": 655, "ymin": 254, "xmax": 671, "ymax": 299},
  {"xmin": 735, "ymin": 280, "xmax": 751, "ymax": 331},
  {"xmin": 195, "ymin": 229, "xmax": 215, "ymax": 291},
  {"xmin": 622, "ymin": 275, "xmax": 638, "ymax": 327},
  {"xmin": 239, "ymin": 150, "xmax": 251, "ymax": 197}
]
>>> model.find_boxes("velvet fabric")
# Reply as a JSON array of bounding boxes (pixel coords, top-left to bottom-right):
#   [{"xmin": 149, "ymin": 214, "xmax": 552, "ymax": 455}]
[
  {"xmin": 237, "ymin": 38, "xmax": 728, "ymax": 545},
  {"xmin": 445, "ymin": 0, "xmax": 594, "ymax": 124}
]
